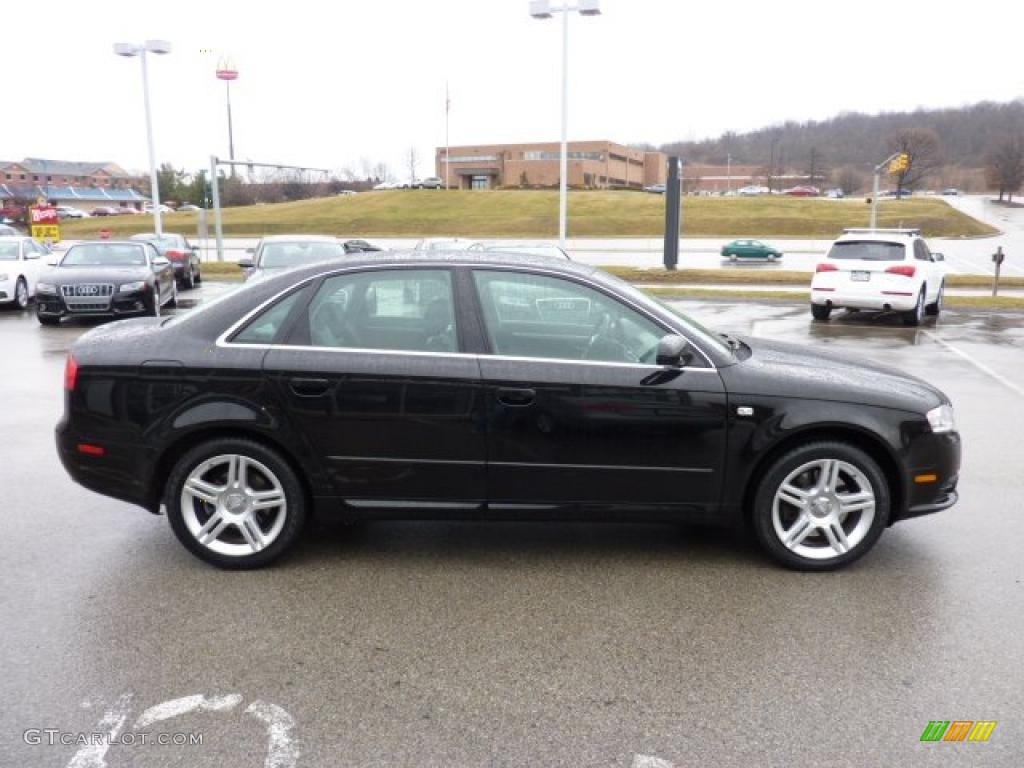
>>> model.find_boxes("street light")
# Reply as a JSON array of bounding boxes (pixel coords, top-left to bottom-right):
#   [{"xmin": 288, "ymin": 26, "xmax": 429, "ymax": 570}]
[
  {"xmin": 216, "ymin": 57, "xmax": 239, "ymax": 174},
  {"xmin": 114, "ymin": 39, "xmax": 172, "ymax": 236},
  {"xmin": 529, "ymin": 0, "xmax": 601, "ymax": 248}
]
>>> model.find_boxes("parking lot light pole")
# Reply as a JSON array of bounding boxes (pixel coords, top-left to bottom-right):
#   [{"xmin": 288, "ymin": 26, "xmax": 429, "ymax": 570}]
[
  {"xmin": 529, "ymin": 0, "xmax": 601, "ymax": 249},
  {"xmin": 114, "ymin": 40, "xmax": 172, "ymax": 236}
]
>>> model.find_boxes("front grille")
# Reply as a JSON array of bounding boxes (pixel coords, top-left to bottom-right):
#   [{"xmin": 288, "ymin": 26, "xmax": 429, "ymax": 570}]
[{"xmin": 61, "ymin": 283, "xmax": 114, "ymax": 312}]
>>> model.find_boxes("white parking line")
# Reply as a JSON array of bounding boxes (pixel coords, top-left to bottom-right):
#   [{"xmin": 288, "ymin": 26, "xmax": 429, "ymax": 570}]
[
  {"xmin": 923, "ymin": 330, "xmax": 1024, "ymax": 398},
  {"xmin": 632, "ymin": 756, "xmax": 675, "ymax": 768}
]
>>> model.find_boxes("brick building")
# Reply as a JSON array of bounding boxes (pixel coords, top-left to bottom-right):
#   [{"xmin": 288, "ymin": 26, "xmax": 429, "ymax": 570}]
[
  {"xmin": 435, "ymin": 141, "xmax": 666, "ymax": 190},
  {"xmin": 0, "ymin": 158, "xmax": 147, "ymax": 211}
]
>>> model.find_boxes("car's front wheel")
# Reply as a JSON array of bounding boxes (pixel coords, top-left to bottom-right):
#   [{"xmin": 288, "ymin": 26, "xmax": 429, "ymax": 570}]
[
  {"xmin": 752, "ymin": 441, "xmax": 889, "ymax": 570},
  {"xmin": 165, "ymin": 438, "xmax": 307, "ymax": 569},
  {"xmin": 925, "ymin": 282, "xmax": 943, "ymax": 317},
  {"xmin": 14, "ymin": 277, "xmax": 29, "ymax": 310}
]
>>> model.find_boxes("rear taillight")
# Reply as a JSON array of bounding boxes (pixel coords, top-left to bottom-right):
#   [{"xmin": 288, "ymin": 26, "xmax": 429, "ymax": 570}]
[
  {"xmin": 166, "ymin": 249, "xmax": 186, "ymax": 261},
  {"xmin": 64, "ymin": 354, "xmax": 79, "ymax": 391},
  {"xmin": 815, "ymin": 263, "xmax": 838, "ymax": 273},
  {"xmin": 886, "ymin": 265, "xmax": 916, "ymax": 277}
]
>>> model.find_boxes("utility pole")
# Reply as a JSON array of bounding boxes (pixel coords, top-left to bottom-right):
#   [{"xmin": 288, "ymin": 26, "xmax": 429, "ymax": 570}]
[{"xmin": 871, "ymin": 152, "xmax": 905, "ymax": 229}]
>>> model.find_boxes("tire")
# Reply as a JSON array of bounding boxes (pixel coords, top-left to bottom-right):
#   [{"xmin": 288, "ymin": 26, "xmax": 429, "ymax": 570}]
[
  {"xmin": 165, "ymin": 438, "xmax": 307, "ymax": 569},
  {"xmin": 150, "ymin": 286, "xmax": 161, "ymax": 317},
  {"xmin": 166, "ymin": 280, "xmax": 177, "ymax": 308},
  {"xmin": 902, "ymin": 289, "xmax": 925, "ymax": 326},
  {"xmin": 925, "ymin": 282, "xmax": 943, "ymax": 317},
  {"xmin": 182, "ymin": 266, "xmax": 195, "ymax": 290},
  {"xmin": 729, "ymin": 254, "xmax": 737, "ymax": 262},
  {"xmin": 811, "ymin": 303, "xmax": 831, "ymax": 321},
  {"xmin": 751, "ymin": 440, "xmax": 890, "ymax": 571},
  {"xmin": 14, "ymin": 277, "xmax": 28, "ymax": 310},
  {"xmin": 194, "ymin": 264, "xmax": 202, "ymax": 284},
  {"xmin": 37, "ymin": 313, "xmax": 60, "ymax": 326}
]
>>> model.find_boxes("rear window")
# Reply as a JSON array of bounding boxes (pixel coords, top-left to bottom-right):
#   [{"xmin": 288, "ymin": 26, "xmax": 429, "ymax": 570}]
[{"xmin": 827, "ymin": 241, "xmax": 906, "ymax": 261}]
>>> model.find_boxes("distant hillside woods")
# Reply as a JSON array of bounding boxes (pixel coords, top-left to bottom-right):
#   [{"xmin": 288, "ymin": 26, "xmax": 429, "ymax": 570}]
[{"xmin": 653, "ymin": 99, "xmax": 1024, "ymax": 193}]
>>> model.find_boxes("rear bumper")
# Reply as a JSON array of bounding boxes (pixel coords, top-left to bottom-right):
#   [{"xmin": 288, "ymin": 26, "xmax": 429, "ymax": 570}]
[
  {"xmin": 56, "ymin": 416, "xmax": 155, "ymax": 511},
  {"xmin": 811, "ymin": 288, "xmax": 918, "ymax": 311}
]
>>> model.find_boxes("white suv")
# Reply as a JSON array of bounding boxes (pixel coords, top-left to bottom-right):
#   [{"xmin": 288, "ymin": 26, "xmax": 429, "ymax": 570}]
[{"xmin": 810, "ymin": 228, "xmax": 946, "ymax": 326}]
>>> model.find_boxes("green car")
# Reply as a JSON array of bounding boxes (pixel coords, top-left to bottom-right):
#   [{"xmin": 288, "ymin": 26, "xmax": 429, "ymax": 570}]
[{"xmin": 721, "ymin": 239, "xmax": 782, "ymax": 261}]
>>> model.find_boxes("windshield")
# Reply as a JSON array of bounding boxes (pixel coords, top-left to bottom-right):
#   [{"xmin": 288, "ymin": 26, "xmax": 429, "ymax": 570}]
[
  {"xmin": 600, "ymin": 272, "xmax": 732, "ymax": 357},
  {"xmin": 259, "ymin": 242, "xmax": 345, "ymax": 269},
  {"xmin": 61, "ymin": 243, "xmax": 148, "ymax": 267},
  {"xmin": 827, "ymin": 240, "xmax": 905, "ymax": 261},
  {"xmin": 0, "ymin": 242, "xmax": 19, "ymax": 260}
]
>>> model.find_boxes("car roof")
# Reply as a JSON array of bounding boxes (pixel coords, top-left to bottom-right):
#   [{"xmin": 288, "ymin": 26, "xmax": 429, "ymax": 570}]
[
  {"xmin": 834, "ymin": 231, "xmax": 919, "ymax": 244},
  {"xmin": 258, "ymin": 234, "xmax": 340, "ymax": 244}
]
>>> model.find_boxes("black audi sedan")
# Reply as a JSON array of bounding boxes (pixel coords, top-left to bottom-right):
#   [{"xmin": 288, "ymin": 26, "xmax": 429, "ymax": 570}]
[
  {"xmin": 55, "ymin": 253, "xmax": 960, "ymax": 570},
  {"xmin": 36, "ymin": 241, "xmax": 177, "ymax": 325}
]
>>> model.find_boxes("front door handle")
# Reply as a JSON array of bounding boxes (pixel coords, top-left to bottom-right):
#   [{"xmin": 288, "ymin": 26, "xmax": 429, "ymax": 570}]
[
  {"xmin": 289, "ymin": 377, "xmax": 331, "ymax": 397},
  {"xmin": 497, "ymin": 387, "xmax": 536, "ymax": 407}
]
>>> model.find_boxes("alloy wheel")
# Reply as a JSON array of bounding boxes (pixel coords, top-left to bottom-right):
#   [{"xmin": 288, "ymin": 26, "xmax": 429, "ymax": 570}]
[
  {"xmin": 771, "ymin": 458, "xmax": 876, "ymax": 561},
  {"xmin": 15, "ymin": 279, "xmax": 28, "ymax": 309},
  {"xmin": 180, "ymin": 453, "xmax": 288, "ymax": 557}
]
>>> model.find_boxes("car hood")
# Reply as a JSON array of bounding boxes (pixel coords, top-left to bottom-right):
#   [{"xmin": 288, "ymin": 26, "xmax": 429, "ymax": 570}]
[
  {"xmin": 42, "ymin": 266, "xmax": 153, "ymax": 284},
  {"xmin": 723, "ymin": 336, "xmax": 947, "ymax": 414}
]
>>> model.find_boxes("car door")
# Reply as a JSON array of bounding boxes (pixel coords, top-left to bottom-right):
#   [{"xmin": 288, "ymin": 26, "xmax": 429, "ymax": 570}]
[
  {"xmin": 261, "ymin": 267, "xmax": 486, "ymax": 509},
  {"xmin": 916, "ymin": 239, "xmax": 943, "ymax": 302},
  {"xmin": 469, "ymin": 268, "xmax": 729, "ymax": 514}
]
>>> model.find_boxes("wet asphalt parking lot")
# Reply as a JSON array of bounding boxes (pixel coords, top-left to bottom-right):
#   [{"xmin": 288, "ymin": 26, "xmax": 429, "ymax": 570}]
[{"xmin": 1, "ymin": 282, "xmax": 1022, "ymax": 768}]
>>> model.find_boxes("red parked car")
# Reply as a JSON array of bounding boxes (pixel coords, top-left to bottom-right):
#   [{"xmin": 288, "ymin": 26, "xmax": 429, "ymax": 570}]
[
  {"xmin": 130, "ymin": 232, "xmax": 203, "ymax": 289},
  {"xmin": 782, "ymin": 186, "xmax": 820, "ymax": 197}
]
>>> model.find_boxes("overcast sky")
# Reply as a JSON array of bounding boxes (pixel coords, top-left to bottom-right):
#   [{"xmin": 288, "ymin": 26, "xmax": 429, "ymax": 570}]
[{"xmin": 5, "ymin": 0, "xmax": 1022, "ymax": 180}]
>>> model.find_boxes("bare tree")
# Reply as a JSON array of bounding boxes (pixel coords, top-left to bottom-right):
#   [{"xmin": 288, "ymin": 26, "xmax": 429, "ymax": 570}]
[
  {"xmin": 407, "ymin": 146, "xmax": 418, "ymax": 185},
  {"xmin": 359, "ymin": 156, "xmax": 374, "ymax": 182},
  {"xmin": 372, "ymin": 162, "xmax": 390, "ymax": 183},
  {"xmin": 887, "ymin": 128, "xmax": 943, "ymax": 195},
  {"xmin": 833, "ymin": 165, "xmax": 864, "ymax": 195},
  {"xmin": 805, "ymin": 147, "xmax": 826, "ymax": 187},
  {"xmin": 986, "ymin": 135, "xmax": 1024, "ymax": 202}
]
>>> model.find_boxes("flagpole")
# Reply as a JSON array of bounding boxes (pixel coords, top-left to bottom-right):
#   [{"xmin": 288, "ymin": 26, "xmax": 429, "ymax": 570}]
[{"xmin": 445, "ymin": 81, "xmax": 450, "ymax": 190}]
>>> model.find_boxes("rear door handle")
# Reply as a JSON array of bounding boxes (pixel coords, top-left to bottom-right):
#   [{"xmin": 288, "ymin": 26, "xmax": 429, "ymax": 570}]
[
  {"xmin": 289, "ymin": 377, "xmax": 331, "ymax": 397},
  {"xmin": 497, "ymin": 387, "xmax": 536, "ymax": 407}
]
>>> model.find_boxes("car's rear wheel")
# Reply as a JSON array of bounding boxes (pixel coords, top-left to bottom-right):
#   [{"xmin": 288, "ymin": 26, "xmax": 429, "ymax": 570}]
[
  {"xmin": 752, "ymin": 441, "xmax": 889, "ymax": 570},
  {"xmin": 167, "ymin": 281, "xmax": 177, "ymax": 308},
  {"xmin": 165, "ymin": 438, "xmax": 306, "ymax": 569},
  {"xmin": 903, "ymin": 289, "xmax": 925, "ymax": 326},
  {"xmin": 729, "ymin": 254, "xmax": 737, "ymax": 262},
  {"xmin": 811, "ymin": 303, "xmax": 831, "ymax": 321},
  {"xmin": 182, "ymin": 266, "xmax": 195, "ymax": 290},
  {"xmin": 925, "ymin": 282, "xmax": 943, "ymax": 317}
]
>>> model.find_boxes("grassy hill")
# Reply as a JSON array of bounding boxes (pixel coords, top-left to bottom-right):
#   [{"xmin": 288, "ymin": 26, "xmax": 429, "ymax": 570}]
[{"xmin": 59, "ymin": 190, "xmax": 996, "ymax": 240}]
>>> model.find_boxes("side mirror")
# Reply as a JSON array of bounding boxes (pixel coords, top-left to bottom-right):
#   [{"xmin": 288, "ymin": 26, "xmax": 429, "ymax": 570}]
[
  {"xmin": 46, "ymin": 256, "xmax": 59, "ymax": 266},
  {"xmin": 656, "ymin": 334, "xmax": 691, "ymax": 367},
  {"xmin": 152, "ymin": 256, "xmax": 170, "ymax": 268},
  {"xmin": 237, "ymin": 256, "xmax": 254, "ymax": 269},
  {"xmin": 932, "ymin": 252, "xmax": 945, "ymax": 262}
]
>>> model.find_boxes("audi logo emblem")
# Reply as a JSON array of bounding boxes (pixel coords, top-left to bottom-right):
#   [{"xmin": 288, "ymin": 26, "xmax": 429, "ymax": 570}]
[{"xmin": 78, "ymin": 286, "xmax": 98, "ymax": 296}]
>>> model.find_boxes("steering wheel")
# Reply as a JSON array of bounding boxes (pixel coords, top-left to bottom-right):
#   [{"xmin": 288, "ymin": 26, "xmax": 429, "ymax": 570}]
[{"xmin": 582, "ymin": 312, "xmax": 640, "ymax": 363}]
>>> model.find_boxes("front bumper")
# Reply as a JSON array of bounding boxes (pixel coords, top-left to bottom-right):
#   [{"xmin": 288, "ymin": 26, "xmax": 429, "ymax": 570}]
[
  {"xmin": 893, "ymin": 430, "xmax": 962, "ymax": 522},
  {"xmin": 36, "ymin": 289, "xmax": 154, "ymax": 319}
]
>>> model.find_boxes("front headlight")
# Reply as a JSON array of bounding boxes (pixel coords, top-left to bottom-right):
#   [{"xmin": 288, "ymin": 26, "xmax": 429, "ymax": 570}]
[
  {"xmin": 119, "ymin": 281, "xmax": 146, "ymax": 293},
  {"xmin": 926, "ymin": 404, "xmax": 956, "ymax": 433},
  {"xmin": 36, "ymin": 282, "xmax": 56, "ymax": 294}
]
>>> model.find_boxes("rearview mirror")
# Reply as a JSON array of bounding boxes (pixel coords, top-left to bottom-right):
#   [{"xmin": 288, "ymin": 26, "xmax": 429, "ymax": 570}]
[
  {"xmin": 932, "ymin": 252, "xmax": 945, "ymax": 262},
  {"xmin": 237, "ymin": 256, "xmax": 254, "ymax": 269},
  {"xmin": 656, "ymin": 334, "xmax": 691, "ymax": 367}
]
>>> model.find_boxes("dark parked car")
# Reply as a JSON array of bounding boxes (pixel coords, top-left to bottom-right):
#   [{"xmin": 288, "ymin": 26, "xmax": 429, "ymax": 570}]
[
  {"xmin": 90, "ymin": 207, "xmax": 119, "ymax": 217},
  {"xmin": 238, "ymin": 235, "xmax": 379, "ymax": 281},
  {"xmin": 36, "ymin": 240, "xmax": 176, "ymax": 325},
  {"xmin": 56, "ymin": 253, "xmax": 960, "ymax": 570},
  {"xmin": 130, "ymin": 232, "xmax": 203, "ymax": 288}
]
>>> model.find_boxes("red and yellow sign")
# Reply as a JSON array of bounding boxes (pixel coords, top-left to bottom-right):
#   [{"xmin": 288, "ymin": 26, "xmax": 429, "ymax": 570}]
[{"xmin": 29, "ymin": 204, "xmax": 60, "ymax": 243}]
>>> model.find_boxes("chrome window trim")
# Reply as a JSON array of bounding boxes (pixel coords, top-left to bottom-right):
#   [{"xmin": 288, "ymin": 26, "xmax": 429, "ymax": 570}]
[{"xmin": 214, "ymin": 261, "xmax": 720, "ymax": 372}]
